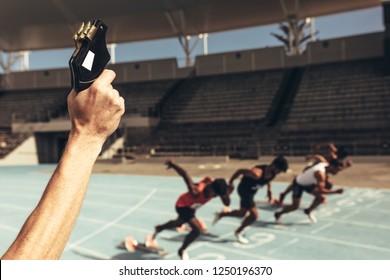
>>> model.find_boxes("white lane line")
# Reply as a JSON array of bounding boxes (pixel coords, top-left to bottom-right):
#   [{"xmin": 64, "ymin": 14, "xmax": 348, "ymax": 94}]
[
  {"xmin": 0, "ymin": 203, "xmax": 33, "ymax": 211},
  {"xmin": 365, "ymin": 200, "xmax": 381, "ymax": 209},
  {"xmin": 64, "ymin": 189, "xmax": 157, "ymax": 251},
  {"xmin": 267, "ymin": 238, "xmax": 299, "ymax": 255},
  {"xmin": 210, "ymin": 218, "xmax": 390, "ymax": 253},
  {"xmin": 66, "ymin": 245, "xmax": 111, "ymax": 260},
  {"xmin": 340, "ymin": 210, "xmax": 360, "ymax": 221},
  {"xmin": 264, "ymin": 227, "xmax": 390, "ymax": 253},
  {"xmin": 310, "ymin": 223, "xmax": 333, "ymax": 234},
  {"xmin": 0, "ymin": 224, "xmax": 20, "ymax": 232},
  {"xmin": 78, "ymin": 216, "xmax": 151, "ymax": 234},
  {"xmin": 205, "ymin": 242, "xmax": 273, "ymax": 260},
  {"xmin": 323, "ymin": 217, "xmax": 390, "ymax": 231}
]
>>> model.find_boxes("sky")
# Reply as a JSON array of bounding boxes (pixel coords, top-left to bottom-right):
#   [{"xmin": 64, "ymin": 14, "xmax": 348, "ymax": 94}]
[{"xmin": 15, "ymin": 6, "xmax": 386, "ymax": 70}]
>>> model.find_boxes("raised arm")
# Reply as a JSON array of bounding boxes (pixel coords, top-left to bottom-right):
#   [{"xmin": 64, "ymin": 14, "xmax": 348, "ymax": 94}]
[
  {"xmin": 165, "ymin": 159, "xmax": 197, "ymax": 194},
  {"xmin": 315, "ymin": 142, "xmax": 338, "ymax": 153},
  {"xmin": 306, "ymin": 154, "xmax": 328, "ymax": 163},
  {"xmin": 1, "ymin": 70, "xmax": 124, "ymax": 260}
]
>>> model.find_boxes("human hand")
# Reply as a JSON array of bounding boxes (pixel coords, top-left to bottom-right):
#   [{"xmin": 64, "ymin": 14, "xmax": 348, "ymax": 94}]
[
  {"xmin": 227, "ymin": 183, "xmax": 235, "ymax": 194},
  {"xmin": 165, "ymin": 159, "xmax": 175, "ymax": 169},
  {"xmin": 345, "ymin": 159, "xmax": 353, "ymax": 167},
  {"xmin": 67, "ymin": 69, "xmax": 125, "ymax": 145}
]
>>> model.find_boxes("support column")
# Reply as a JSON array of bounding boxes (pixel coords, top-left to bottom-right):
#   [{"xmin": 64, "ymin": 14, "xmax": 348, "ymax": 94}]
[
  {"xmin": 108, "ymin": 43, "xmax": 117, "ymax": 64},
  {"xmin": 382, "ymin": 1, "xmax": 390, "ymax": 72},
  {"xmin": 165, "ymin": 9, "xmax": 203, "ymax": 67}
]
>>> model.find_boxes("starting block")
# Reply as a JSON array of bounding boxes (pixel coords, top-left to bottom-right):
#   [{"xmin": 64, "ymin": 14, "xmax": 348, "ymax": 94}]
[{"xmin": 117, "ymin": 234, "xmax": 168, "ymax": 256}]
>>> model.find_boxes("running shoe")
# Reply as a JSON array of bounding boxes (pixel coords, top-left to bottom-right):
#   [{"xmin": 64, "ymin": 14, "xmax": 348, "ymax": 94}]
[{"xmin": 235, "ymin": 231, "xmax": 249, "ymax": 244}]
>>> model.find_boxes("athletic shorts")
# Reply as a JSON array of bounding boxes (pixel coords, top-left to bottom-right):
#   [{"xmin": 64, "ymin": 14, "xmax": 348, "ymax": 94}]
[
  {"xmin": 238, "ymin": 185, "xmax": 256, "ymax": 210},
  {"xmin": 292, "ymin": 179, "xmax": 316, "ymax": 199},
  {"xmin": 176, "ymin": 206, "xmax": 195, "ymax": 222}
]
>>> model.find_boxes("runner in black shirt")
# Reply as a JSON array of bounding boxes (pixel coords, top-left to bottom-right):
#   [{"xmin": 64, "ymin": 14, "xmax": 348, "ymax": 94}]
[{"xmin": 213, "ymin": 155, "xmax": 288, "ymax": 244}]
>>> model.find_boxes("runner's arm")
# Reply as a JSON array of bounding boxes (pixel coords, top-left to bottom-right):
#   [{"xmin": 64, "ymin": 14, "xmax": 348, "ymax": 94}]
[
  {"xmin": 314, "ymin": 171, "xmax": 343, "ymax": 195},
  {"xmin": 228, "ymin": 168, "xmax": 262, "ymax": 185},
  {"xmin": 305, "ymin": 154, "xmax": 328, "ymax": 163},
  {"xmin": 266, "ymin": 182, "xmax": 273, "ymax": 202},
  {"xmin": 165, "ymin": 159, "xmax": 197, "ymax": 194}
]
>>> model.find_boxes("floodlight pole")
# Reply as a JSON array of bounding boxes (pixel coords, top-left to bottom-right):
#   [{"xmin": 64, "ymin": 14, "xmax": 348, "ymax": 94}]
[
  {"xmin": 310, "ymin": 17, "xmax": 317, "ymax": 41},
  {"xmin": 19, "ymin": 51, "xmax": 30, "ymax": 71},
  {"xmin": 201, "ymin": 33, "xmax": 209, "ymax": 55},
  {"xmin": 178, "ymin": 34, "xmax": 200, "ymax": 67},
  {"xmin": 165, "ymin": 9, "xmax": 203, "ymax": 67},
  {"xmin": 108, "ymin": 43, "xmax": 117, "ymax": 64}
]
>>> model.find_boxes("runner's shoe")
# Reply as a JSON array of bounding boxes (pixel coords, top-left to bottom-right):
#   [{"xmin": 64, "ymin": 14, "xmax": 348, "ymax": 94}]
[
  {"xmin": 235, "ymin": 231, "xmax": 249, "ymax": 244},
  {"xmin": 304, "ymin": 209, "xmax": 318, "ymax": 223},
  {"xmin": 274, "ymin": 212, "xmax": 281, "ymax": 224},
  {"xmin": 178, "ymin": 248, "xmax": 189, "ymax": 260},
  {"xmin": 212, "ymin": 212, "xmax": 221, "ymax": 225}
]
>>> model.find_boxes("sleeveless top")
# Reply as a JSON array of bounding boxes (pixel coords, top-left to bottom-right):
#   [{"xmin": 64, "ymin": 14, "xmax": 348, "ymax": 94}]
[
  {"xmin": 176, "ymin": 177, "xmax": 212, "ymax": 209},
  {"xmin": 238, "ymin": 165, "xmax": 275, "ymax": 194},
  {"xmin": 296, "ymin": 162, "xmax": 328, "ymax": 186}
]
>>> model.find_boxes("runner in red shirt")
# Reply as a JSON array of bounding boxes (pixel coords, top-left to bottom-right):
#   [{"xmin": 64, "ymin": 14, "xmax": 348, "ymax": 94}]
[{"xmin": 152, "ymin": 159, "xmax": 232, "ymax": 260}]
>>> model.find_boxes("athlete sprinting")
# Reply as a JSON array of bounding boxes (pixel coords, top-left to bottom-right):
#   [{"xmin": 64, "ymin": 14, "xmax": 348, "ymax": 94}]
[
  {"xmin": 274, "ymin": 159, "xmax": 344, "ymax": 224},
  {"xmin": 278, "ymin": 143, "xmax": 352, "ymax": 206},
  {"xmin": 213, "ymin": 155, "xmax": 288, "ymax": 244},
  {"xmin": 152, "ymin": 159, "xmax": 231, "ymax": 260}
]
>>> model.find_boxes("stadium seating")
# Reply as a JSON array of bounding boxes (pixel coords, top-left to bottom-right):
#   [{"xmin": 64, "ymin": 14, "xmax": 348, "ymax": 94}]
[
  {"xmin": 138, "ymin": 69, "xmax": 285, "ymax": 157},
  {"xmin": 278, "ymin": 57, "xmax": 390, "ymax": 155},
  {"xmin": 2, "ymin": 48, "xmax": 390, "ymax": 161},
  {"xmin": 160, "ymin": 69, "xmax": 284, "ymax": 122},
  {"xmin": 0, "ymin": 88, "xmax": 68, "ymax": 126},
  {"xmin": 284, "ymin": 58, "xmax": 390, "ymax": 130},
  {"xmin": 116, "ymin": 79, "xmax": 177, "ymax": 116}
]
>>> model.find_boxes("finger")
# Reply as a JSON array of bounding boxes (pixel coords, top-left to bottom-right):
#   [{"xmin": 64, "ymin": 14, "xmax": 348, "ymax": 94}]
[
  {"xmin": 119, "ymin": 96, "xmax": 125, "ymax": 110},
  {"xmin": 112, "ymin": 88, "xmax": 120, "ymax": 98},
  {"xmin": 96, "ymin": 69, "xmax": 116, "ymax": 85}
]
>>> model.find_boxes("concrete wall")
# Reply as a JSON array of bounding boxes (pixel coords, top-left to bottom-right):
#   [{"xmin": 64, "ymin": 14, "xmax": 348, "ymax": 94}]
[
  {"xmin": 1, "ymin": 68, "xmax": 70, "ymax": 90},
  {"xmin": 306, "ymin": 32, "xmax": 383, "ymax": 64},
  {"xmin": 12, "ymin": 120, "xmax": 71, "ymax": 133},
  {"xmin": 195, "ymin": 32, "xmax": 384, "ymax": 76},
  {"xmin": 0, "ymin": 32, "xmax": 385, "ymax": 89},
  {"xmin": 1, "ymin": 58, "xmax": 180, "ymax": 90}
]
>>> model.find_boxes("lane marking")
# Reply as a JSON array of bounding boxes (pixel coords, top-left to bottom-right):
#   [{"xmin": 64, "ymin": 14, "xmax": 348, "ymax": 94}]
[
  {"xmin": 267, "ymin": 238, "xmax": 299, "ymax": 254},
  {"xmin": 323, "ymin": 217, "xmax": 390, "ymax": 231},
  {"xmin": 310, "ymin": 223, "xmax": 333, "ymax": 234},
  {"xmin": 205, "ymin": 243, "xmax": 273, "ymax": 260},
  {"xmin": 67, "ymin": 245, "xmax": 111, "ymax": 260},
  {"xmin": 78, "ymin": 216, "xmax": 151, "ymax": 234},
  {"xmin": 340, "ymin": 210, "xmax": 360, "ymax": 220},
  {"xmin": 211, "ymin": 218, "xmax": 390, "ymax": 253},
  {"xmin": 0, "ymin": 224, "xmax": 19, "ymax": 232},
  {"xmin": 64, "ymin": 189, "xmax": 157, "ymax": 251}
]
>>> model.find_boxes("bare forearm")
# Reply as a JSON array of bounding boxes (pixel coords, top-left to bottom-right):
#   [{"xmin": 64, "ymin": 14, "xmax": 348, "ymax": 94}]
[
  {"xmin": 170, "ymin": 162, "xmax": 186, "ymax": 177},
  {"xmin": 267, "ymin": 183, "xmax": 273, "ymax": 198},
  {"xmin": 320, "ymin": 189, "xmax": 341, "ymax": 195},
  {"xmin": 170, "ymin": 162, "xmax": 193, "ymax": 186},
  {"xmin": 1, "ymin": 134, "xmax": 102, "ymax": 259}
]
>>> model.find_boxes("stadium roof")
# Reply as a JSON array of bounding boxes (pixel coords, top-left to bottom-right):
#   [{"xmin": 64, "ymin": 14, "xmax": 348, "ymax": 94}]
[{"xmin": 0, "ymin": 0, "xmax": 383, "ymax": 52}]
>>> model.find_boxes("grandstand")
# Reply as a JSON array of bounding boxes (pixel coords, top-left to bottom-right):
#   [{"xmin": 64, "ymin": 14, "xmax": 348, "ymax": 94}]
[
  {"xmin": 1, "ymin": 32, "xmax": 390, "ymax": 162},
  {"xmin": 2, "ymin": 0, "xmax": 390, "ymax": 268},
  {"xmin": 0, "ymin": 0, "xmax": 389, "ymax": 163}
]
